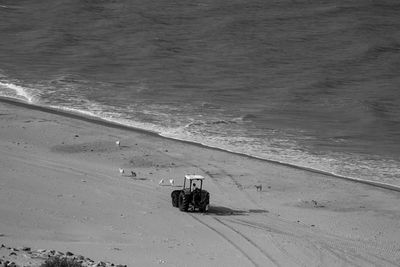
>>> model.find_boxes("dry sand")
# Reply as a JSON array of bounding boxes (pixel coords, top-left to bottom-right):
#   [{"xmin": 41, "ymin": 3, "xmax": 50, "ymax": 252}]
[{"xmin": 0, "ymin": 99, "xmax": 399, "ymax": 266}]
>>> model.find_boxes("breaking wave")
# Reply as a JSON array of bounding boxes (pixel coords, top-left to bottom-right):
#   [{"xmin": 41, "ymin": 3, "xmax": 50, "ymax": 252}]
[{"xmin": 0, "ymin": 81, "xmax": 38, "ymax": 103}]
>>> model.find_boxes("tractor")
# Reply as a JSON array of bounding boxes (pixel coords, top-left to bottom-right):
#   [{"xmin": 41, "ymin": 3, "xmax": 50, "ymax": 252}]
[{"xmin": 171, "ymin": 174, "xmax": 210, "ymax": 212}]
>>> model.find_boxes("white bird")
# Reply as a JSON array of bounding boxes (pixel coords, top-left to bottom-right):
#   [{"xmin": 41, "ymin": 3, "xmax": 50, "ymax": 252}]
[
  {"xmin": 159, "ymin": 178, "xmax": 164, "ymax": 185},
  {"xmin": 169, "ymin": 179, "xmax": 174, "ymax": 186},
  {"xmin": 115, "ymin": 140, "xmax": 120, "ymax": 148},
  {"xmin": 119, "ymin": 168, "xmax": 125, "ymax": 175}
]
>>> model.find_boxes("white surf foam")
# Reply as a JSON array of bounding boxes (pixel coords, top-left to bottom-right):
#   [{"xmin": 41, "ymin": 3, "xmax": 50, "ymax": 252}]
[
  {"xmin": 48, "ymin": 104, "xmax": 163, "ymax": 135},
  {"xmin": 0, "ymin": 81, "xmax": 37, "ymax": 103}
]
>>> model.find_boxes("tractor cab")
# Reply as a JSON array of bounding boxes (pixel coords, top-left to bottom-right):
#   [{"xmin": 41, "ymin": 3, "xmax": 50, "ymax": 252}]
[{"xmin": 183, "ymin": 174, "xmax": 205, "ymax": 193}]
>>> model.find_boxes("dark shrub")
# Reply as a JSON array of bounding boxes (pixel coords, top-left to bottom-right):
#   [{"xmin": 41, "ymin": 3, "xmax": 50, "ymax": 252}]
[{"xmin": 41, "ymin": 257, "xmax": 83, "ymax": 267}]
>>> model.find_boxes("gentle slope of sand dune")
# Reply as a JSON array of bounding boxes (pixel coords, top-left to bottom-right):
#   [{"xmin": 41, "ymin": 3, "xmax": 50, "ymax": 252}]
[{"xmin": 0, "ymin": 100, "xmax": 399, "ymax": 266}]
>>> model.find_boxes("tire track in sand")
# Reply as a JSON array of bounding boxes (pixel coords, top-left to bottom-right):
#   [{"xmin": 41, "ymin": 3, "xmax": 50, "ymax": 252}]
[
  {"xmin": 229, "ymin": 218, "xmax": 400, "ymax": 267},
  {"xmin": 200, "ymin": 164, "xmax": 261, "ymax": 208},
  {"xmin": 190, "ymin": 214, "xmax": 279, "ymax": 267}
]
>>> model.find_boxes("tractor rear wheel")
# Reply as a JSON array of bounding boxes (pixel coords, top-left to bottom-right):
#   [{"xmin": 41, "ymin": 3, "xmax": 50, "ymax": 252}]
[{"xmin": 178, "ymin": 192, "xmax": 189, "ymax": 212}]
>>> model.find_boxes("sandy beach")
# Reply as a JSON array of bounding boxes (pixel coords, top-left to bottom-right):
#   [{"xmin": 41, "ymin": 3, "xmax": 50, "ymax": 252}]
[{"xmin": 0, "ymin": 99, "xmax": 399, "ymax": 266}]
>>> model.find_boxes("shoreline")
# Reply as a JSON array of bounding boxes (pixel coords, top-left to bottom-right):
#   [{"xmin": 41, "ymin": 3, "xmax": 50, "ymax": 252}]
[{"xmin": 1, "ymin": 96, "xmax": 399, "ymax": 193}]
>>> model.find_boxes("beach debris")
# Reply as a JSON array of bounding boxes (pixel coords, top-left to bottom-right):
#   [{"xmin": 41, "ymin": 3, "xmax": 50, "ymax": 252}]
[
  {"xmin": 311, "ymin": 200, "xmax": 325, "ymax": 208},
  {"xmin": 255, "ymin": 184, "xmax": 262, "ymax": 191},
  {"xmin": 131, "ymin": 171, "xmax": 137, "ymax": 177},
  {"xmin": 115, "ymin": 140, "xmax": 120, "ymax": 148},
  {"xmin": 119, "ymin": 168, "xmax": 125, "ymax": 175},
  {"xmin": 169, "ymin": 179, "xmax": 174, "ymax": 186},
  {"xmin": 159, "ymin": 178, "xmax": 164, "ymax": 185}
]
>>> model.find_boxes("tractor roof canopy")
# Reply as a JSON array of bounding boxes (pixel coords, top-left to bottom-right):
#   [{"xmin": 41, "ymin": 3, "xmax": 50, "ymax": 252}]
[{"xmin": 185, "ymin": 174, "xmax": 205, "ymax": 180}]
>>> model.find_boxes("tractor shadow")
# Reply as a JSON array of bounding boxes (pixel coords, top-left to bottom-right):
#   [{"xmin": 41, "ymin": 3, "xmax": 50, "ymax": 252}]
[{"xmin": 206, "ymin": 206, "xmax": 269, "ymax": 216}]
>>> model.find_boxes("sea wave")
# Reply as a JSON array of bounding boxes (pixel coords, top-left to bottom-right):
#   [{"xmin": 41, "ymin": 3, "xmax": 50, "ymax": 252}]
[
  {"xmin": 0, "ymin": 81, "xmax": 39, "ymax": 103},
  {"xmin": 48, "ymin": 103, "xmax": 164, "ymax": 135}
]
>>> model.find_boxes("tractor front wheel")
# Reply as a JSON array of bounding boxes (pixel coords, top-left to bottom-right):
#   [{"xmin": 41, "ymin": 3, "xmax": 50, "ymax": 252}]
[
  {"xmin": 199, "ymin": 203, "xmax": 209, "ymax": 213},
  {"xmin": 171, "ymin": 190, "xmax": 180, "ymax": 207}
]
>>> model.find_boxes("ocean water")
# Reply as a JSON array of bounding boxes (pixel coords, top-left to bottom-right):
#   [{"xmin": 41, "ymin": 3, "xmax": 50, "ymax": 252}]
[{"xmin": 1, "ymin": 0, "xmax": 400, "ymax": 187}]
